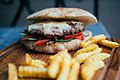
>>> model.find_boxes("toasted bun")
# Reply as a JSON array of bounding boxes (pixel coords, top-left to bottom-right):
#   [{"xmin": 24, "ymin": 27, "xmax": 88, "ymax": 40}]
[{"xmin": 27, "ymin": 8, "xmax": 97, "ymax": 25}]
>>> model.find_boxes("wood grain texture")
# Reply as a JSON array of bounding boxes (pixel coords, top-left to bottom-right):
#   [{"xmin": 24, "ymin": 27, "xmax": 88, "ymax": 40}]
[
  {"xmin": 103, "ymin": 39, "xmax": 120, "ymax": 80},
  {"xmin": 0, "ymin": 38, "xmax": 120, "ymax": 80}
]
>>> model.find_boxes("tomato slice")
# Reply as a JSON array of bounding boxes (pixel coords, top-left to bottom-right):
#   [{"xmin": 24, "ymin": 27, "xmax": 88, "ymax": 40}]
[
  {"xmin": 35, "ymin": 39, "xmax": 49, "ymax": 46},
  {"xmin": 26, "ymin": 36, "xmax": 34, "ymax": 38},
  {"xmin": 74, "ymin": 35, "xmax": 84, "ymax": 40},
  {"xmin": 64, "ymin": 32, "xmax": 83, "ymax": 40}
]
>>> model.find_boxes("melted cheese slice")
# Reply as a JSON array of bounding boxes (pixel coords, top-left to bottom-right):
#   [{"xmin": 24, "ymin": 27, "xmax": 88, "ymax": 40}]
[{"xmin": 28, "ymin": 22, "xmax": 71, "ymax": 35}]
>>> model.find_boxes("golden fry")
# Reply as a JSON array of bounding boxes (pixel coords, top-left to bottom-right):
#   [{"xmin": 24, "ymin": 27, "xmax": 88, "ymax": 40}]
[
  {"xmin": 48, "ymin": 49, "xmax": 71, "ymax": 79},
  {"xmin": 82, "ymin": 53, "xmax": 110, "ymax": 68},
  {"xmin": 31, "ymin": 60, "xmax": 48, "ymax": 67},
  {"xmin": 8, "ymin": 63, "xmax": 18, "ymax": 80},
  {"xmin": 24, "ymin": 54, "xmax": 47, "ymax": 68},
  {"xmin": 25, "ymin": 53, "xmax": 32, "ymax": 65},
  {"xmin": 49, "ymin": 49, "xmax": 66, "ymax": 61},
  {"xmin": 48, "ymin": 50, "xmax": 65, "ymax": 78},
  {"xmin": 60, "ymin": 49, "xmax": 71, "ymax": 60},
  {"xmin": 85, "ymin": 53, "xmax": 110, "ymax": 63},
  {"xmin": 74, "ymin": 48, "xmax": 102, "ymax": 64},
  {"xmin": 81, "ymin": 60, "xmax": 105, "ymax": 80},
  {"xmin": 80, "ymin": 34, "xmax": 106, "ymax": 47},
  {"xmin": 98, "ymin": 39, "xmax": 119, "ymax": 48},
  {"xmin": 73, "ymin": 44, "xmax": 98, "ymax": 57},
  {"xmin": 50, "ymin": 49, "xmax": 71, "ymax": 60},
  {"xmin": 48, "ymin": 56, "xmax": 62, "ymax": 78},
  {"xmin": 68, "ymin": 61, "xmax": 80, "ymax": 80},
  {"xmin": 57, "ymin": 58, "xmax": 71, "ymax": 80},
  {"xmin": 18, "ymin": 66, "xmax": 48, "ymax": 78}
]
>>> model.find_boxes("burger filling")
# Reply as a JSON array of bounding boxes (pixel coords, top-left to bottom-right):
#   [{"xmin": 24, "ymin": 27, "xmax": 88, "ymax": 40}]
[{"xmin": 21, "ymin": 21, "xmax": 91, "ymax": 47}]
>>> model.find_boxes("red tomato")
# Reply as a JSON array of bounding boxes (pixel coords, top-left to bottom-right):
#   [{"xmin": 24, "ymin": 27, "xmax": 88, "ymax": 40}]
[
  {"xmin": 75, "ymin": 35, "xmax": 84, "ymax": 40},
  {"xmin": 26, "ymin": 36, "xmax": 34, "ymax": 38},
  {"xmin": 73, "ymin": 32, "xmax": 83, "ymax": 37},
  {"xmin": 35, "ymin": 39, "xmax": 49, "ymax": 46},
  {"xmin": 64, "ymin": 32, "xmax": 83, "ymax": 40},
  {"xmin": 64, "ymin": 35, "xmax": 73, "ymax": 40}
]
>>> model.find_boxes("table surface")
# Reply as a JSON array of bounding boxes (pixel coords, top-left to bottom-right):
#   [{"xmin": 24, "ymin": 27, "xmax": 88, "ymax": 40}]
[{"xmin": 0, "ymin": 38, "xmax": 120, "ymax": 80}]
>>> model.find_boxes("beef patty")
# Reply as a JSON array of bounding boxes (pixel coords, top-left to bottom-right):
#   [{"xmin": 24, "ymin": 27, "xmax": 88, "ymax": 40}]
[{"xmin": 28, "ymin": 21, "xmax": 85, "ymax": 37}]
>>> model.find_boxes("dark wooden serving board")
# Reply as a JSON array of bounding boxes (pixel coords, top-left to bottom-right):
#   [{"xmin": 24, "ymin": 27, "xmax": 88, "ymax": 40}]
[{"xmin": 0, "ymin": 38, "xmax": 120, "ymax": 80}]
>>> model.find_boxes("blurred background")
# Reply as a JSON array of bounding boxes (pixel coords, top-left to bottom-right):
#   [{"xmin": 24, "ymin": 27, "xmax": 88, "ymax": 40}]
[{"xmin": 0, "ymin": 0, "xmax": 120, "ymax": 38}]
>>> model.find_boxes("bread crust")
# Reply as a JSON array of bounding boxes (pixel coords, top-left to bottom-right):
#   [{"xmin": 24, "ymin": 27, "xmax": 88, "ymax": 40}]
[{"xmin": 27, "ymin": 8, "xmax": 97, "ymax": 25}]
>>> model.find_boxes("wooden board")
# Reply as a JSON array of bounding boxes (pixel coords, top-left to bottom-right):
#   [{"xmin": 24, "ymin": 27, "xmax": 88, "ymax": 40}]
[{"xmin": 0, "ymin": 38, "xmax": 120, "ymax": 80}]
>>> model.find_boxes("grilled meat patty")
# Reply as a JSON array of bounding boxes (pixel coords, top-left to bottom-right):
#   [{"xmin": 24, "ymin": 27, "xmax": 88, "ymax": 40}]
[{"xmin": 28, "ymin": 21, "xmax": 85, "ymax": 37}]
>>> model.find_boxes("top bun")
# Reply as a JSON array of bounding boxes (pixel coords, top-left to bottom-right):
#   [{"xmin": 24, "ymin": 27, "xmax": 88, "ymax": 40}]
[{"xmin": 27, "ymin": 8, "xmax": 97, "ymax": 25}]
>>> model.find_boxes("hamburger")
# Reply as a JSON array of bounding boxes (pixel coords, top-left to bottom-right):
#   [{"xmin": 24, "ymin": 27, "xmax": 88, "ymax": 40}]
[{"xmin": 21, "ymin": 8, "xmax": 97, "ymax": 53}]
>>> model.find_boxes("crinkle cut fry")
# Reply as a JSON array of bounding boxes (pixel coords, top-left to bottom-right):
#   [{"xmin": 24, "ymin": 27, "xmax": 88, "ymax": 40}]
[
  {"xmin": 81, "ymin": 60, "xmax": 105, "ymax": 80},
  {"xmin": 74, "ymin": 48, "xmax": 102, "ymax": 64},
  {"xmin": 18, "ymin": 66, "xmax": 48, "ymax": 78},
  {"xmin": 68, "ymin": 60, "xmax": 80, "ymax": 80},
  {"xmin": 48, "ymin": 49, "xmax": 69, "ymax": 78},
  {"xmin": 73, "ymin": 44, "xmax": 98, "ymax": 57},
  {"xmin": 82, "ymin": 53, "xmax": 110, "ymax": 68},
  {"xmin": 80, "ymin": 34, "xmax": 106, "ymax": 47},
  {"xmin": 24, "ymin": 53, "xmax": 48, "ymax": 67},
  {"xmin": 8, "ymin": 63, "xmax": 18, "ymax": 80},
  {"xmin": 57, "ymin": 57, "xmax": 71, "ymax": 80},
  {"xmin": 98, "ymin": 39, "xmax": 119, "ymax": 48}
]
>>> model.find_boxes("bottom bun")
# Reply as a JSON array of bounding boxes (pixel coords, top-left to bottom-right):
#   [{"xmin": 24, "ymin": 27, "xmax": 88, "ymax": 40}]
[
  {"xmin": 22, "ymin": 39, "xmax": 81, "ymax": 54},
  {"xmin": 22, "ymin": 30, "xmax": 92, "ymax": 54}
]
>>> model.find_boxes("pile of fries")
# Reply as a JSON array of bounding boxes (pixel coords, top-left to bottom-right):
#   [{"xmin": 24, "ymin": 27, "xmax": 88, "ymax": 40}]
[{"xmin": 8, "ymin": 34, "xmax": 119, "ymax": 80}]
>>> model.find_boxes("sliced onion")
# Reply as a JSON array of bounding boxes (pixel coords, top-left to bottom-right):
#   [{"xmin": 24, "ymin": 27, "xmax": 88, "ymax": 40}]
[
  {"xmin": 82, "ymin": 30, "xmax": 92, "ymax": 42},
  {"xmin": 27, "ymin": 38, "xmax": 37, "ymax": 41}
]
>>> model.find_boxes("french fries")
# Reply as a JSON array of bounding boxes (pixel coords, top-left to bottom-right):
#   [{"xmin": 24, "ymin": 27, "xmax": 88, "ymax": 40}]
[
  {"xmin": 50, "ymin": 49, "xmax": 67, "ymax": 59},
  {"xmin": 23, "ymin": 54, "xmax": 48, "ymax": 68},
  {"xmin": 82, "ymin": 53, "xmax": 110, "ymax": 68},
  {"xmin": 48, "ymin": 50, "xmax": 66, "ymax": 78},
  {"xmin": 57, "ymin": 58, "xmax": 71, "ymax": 80},
  {"xmin": 8, "ymin": 34, "xmax": 119, "ymax": 80},
  {"xmin": 68, "ymin": 60, "xmax": 80, "ymax": 80},
  {"xmin": 74, "ymin": 48, "xmax": 102, "ymax": 64},
  {"xmin": 98, "ymin": 39, "xmax": 120, "ymax": 48},
  {"xmin": 49, "ymin": 49, "xmax": 71, "ymax": 60},
  {"xmin": 81, "ymin": 60, "xmax": 105, "ymax": 80},
  {"xmin": 17, "ymin": 53, "xmax": 49, "ymax": 79},
  {"xmin": 73, "ymin": 44, "xmax": 98, "ymax": 57},
  {"xmin": 48, "ymin": 49, "xmax": 71, "ymax": 79},
  {"xmin": 18, "ymin": 66, "xmax": 48, "ymax": 78},
  {"xmin": 8, "ymin": 63, "xmax": 18, "ymax": 80},
  {"xmin": 48, "ymin": 56, "xmax": 62, "ymax": 78},
  {"xmin": 85, "ymin": 53, "xmax": 110, "ymax": 63},
  {"xmin": 24, "ymin": 53, "xmax": 32, "ymax": 65},
  {"xmin": 80, "ymin": 34, "xmax": 106, "ymax": 47},
  {"xmin": 31, "ymin": 59, "xmax": 48, "ymax": 67}
]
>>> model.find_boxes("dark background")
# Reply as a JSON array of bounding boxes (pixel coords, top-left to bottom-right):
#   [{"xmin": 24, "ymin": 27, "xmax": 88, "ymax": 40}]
[{"xmin": 0, "ymin": 0, "xmax": 120, "ymax": 38}]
